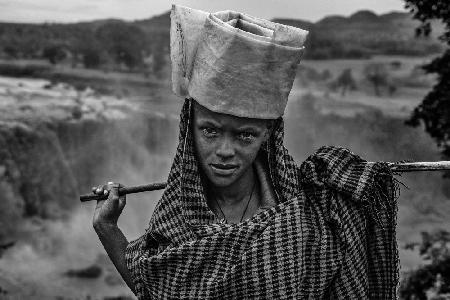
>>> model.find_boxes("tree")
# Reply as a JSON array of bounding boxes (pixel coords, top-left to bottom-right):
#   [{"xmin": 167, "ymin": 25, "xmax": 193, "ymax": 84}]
[
  {"xmin": 74, "ymin": 40, "xmax": 103, "ymax": 69},
  {"xmin": 3, "ymin": 45, "xmax": 19, "ymax": 58},
  {"xmin": 42, "ymin": 44, "xmax": 67, "ymax": 64},
  {"xmin": 404, "ymin": 0, "xmax": 450, "ymax": 159},
  {"xmin": 321, "ymin": 69, "xmax": 332, "ymax": 81},
  {"xmin": 81, "ymin": 48, "xmax": 102, "ymax": 69},
  {"xmin": 152, "ymin": 45, "xmax": 167, "ymax": 75},
  {"xmin": 334, "ymin": 68, "xmax": 357, "ymax": 96},
  {"xmin": 363, "ymin": 63, "xmax": 389, "ymax": 96},
  {"xmin": 95, "ymin": 21, "xmax": 147, "ymax": 70},
  {"xmin": 399, "ymin": 230, "xmax": 450, "ymax": 300},
  {"xmin": 69, "ymin": 31, "xmax": 103, "ymax": 69}
]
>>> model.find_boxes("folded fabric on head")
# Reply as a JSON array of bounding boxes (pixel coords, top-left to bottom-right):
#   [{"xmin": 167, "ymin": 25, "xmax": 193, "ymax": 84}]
[{"xmin": 170, "ymin": 5, "xmax": 308, "ymax": 119}]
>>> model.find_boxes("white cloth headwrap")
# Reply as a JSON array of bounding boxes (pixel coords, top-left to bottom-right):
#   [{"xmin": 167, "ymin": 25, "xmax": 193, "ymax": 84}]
[{"xmin": 170, "ymin": 5, "xmax": 308, "ymax": 119}]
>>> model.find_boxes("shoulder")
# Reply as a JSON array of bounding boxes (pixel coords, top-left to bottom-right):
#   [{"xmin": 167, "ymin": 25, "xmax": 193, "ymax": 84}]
[
  {"xmin": 298, "ymin": 146, "xmax": 400, "ymax": 294},
  {"xmin": 298, "ymin": 145, "xmax": 398, "ymax": 228}
]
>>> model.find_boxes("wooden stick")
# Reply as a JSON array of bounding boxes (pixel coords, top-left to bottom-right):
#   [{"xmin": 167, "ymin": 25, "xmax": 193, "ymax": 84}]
[
  {"xmin": 79, "ymin": 161, "xmax": 450, "ymax": 202},
  {"xmin": 79, "ymin": 182, "xmax": 167, "ymax": 202},
  {"xmin": 388, "ymin": 161, "xmax": 450, "ymax": 172}
]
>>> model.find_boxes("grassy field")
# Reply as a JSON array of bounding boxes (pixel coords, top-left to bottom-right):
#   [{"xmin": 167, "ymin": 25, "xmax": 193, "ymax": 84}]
[
  {"xmin": 0, "ymin": 55, "xmax": 437, "ymax": 118},
  {"xmin": 293, "ymin": 54, "xmax": 437, "ymax": 117}
]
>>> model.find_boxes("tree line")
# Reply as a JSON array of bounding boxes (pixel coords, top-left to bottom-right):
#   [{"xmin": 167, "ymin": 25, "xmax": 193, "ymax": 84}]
[
  {"xmin": 400, "ymin": 1, "xmax": 450, "ymax": 299},
  {"xmin": 1, "ymin": 10, "xmax": 445, "ymax": 68},
  {"xmin": 0, "ymin": 20, "xmax": 168, "ymax": 73}
]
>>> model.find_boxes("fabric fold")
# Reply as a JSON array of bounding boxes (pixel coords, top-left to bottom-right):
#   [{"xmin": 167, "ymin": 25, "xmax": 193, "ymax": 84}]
[
  {"xmin": 300, "ymin": 145, "xmax": 398, "ymax": 228},
  {"xmin": 170, "ymin": 5, "xmax": 309, "ymax": 119},
  {"xmin": 300, "ymin": 146, "xmax": 399, "ymax": 298},
  {"xmin": 124, "ymin": 100, "xmax": 399, "ymax": 299}
]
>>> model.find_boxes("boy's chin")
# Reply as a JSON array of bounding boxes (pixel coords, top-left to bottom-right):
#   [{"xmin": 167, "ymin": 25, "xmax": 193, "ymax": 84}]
[{"xmin": 208, "ymin": 175, "xmax": 238, "ymax": 189}]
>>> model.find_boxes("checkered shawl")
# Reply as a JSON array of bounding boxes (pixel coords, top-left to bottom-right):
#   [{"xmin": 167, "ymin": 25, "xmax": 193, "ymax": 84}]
[{"xmin": 125, "ymin": 99, "xmax": 399, "ymax": 299}]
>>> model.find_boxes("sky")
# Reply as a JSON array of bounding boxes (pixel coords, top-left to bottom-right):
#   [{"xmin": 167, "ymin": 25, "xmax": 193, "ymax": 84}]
[{"xmin": 0, "ymin": 0, "xmax": 406, "ymax": 23}]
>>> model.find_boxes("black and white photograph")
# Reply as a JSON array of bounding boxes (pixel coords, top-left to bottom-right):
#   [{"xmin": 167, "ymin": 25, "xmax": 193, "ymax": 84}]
[{"xmin": 0, "ymin": 0, "xmax": 449, "ymax": 299}]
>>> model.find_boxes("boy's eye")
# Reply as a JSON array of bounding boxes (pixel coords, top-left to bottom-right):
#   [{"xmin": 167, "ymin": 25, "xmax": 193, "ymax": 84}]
[
  {"xmin": 202, "ymin": 127, "xmax": 218, "ymax": 137},
  {"xmin": 238, "ymin": 132, "xmax": 255, "ymax": 141}
]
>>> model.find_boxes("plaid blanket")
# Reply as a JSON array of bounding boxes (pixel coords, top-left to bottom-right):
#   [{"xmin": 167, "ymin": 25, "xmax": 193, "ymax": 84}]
[{"xmin": 125, "ymin": 99, "xmax": 399, "ymax": 299}]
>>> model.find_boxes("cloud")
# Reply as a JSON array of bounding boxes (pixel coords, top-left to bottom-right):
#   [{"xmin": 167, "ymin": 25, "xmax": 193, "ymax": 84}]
[
  {"xmin": 1, "ymin": 0, "xmax": 96, "ymax": 13},
  {"xmin": 0, "ymin": 0, "xmax": 405, "ymax": 23},
  {"xmin": 0, "ymin": 0, "xmax": 161, "ymax": 22},
  {"xmin": 0, "ymin": 0, "xmax": 105, "ymax": 22}
]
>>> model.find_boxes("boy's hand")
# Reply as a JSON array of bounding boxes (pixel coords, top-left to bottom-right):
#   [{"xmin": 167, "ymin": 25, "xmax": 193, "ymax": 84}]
[{"xmin": 92, "ymin": 182, "xmax": 126, "ymax": 227}]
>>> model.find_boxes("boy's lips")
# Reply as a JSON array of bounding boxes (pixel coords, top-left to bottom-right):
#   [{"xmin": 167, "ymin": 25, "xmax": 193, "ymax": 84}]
[{"xmin": 210, "ymin": 163, "xmax": 239, "ymax": 176}]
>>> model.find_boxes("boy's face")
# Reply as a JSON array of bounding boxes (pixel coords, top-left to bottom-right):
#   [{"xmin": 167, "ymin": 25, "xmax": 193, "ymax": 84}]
[{"xmin": 192, "ymin": 101, "xmax": 271, "ymax": 188}]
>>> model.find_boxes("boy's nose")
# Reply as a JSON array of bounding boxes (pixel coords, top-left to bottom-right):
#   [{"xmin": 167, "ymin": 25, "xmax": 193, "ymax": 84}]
[{"xmin": 216, "ymin": 137, "xmax": 235, "ymax": 159}]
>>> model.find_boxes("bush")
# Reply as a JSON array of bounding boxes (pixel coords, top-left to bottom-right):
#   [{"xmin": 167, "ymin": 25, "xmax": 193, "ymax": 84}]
[
  {"xmin": 42, "ymin": 44, "xmax": 67, "ymax": 64},
  {"xmin": 0, "ymin": 62, "xmax": 50, "ymax": 77},
  {"xmin": 95, "ymin": 22, "xmax": 147, "ymax": 70},
  {"xmin": 363, "ymin": 63, "xmax": 389, "ymax": 96},
  {"xmin": 400, "ymin": 230, "xmax": 450, "ymax": 300}
]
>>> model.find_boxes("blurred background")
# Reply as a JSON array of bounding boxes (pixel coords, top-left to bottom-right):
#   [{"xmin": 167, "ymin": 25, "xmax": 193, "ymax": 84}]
[{"xmin": 0, "ymin": 0, "xmax": 449, "ymax": 299}]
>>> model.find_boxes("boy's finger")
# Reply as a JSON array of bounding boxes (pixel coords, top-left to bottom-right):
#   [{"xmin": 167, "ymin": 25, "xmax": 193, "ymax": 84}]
[
  {"xmin": 95, "ymin": 199, "xmax": 106, "ymax": 209},
  {"xmin": 107, "ymin": 182, "xmax": 120, "ymax": 200},
  {"xmin": 95, "ymin": 185, "xmax": 105, "ymax": 194}
]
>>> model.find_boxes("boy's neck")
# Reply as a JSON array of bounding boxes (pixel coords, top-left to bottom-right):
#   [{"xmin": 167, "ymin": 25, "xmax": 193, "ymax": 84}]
[{"xmin": 211, "ymin": 165, "xmax": 256, "ymax": 206}]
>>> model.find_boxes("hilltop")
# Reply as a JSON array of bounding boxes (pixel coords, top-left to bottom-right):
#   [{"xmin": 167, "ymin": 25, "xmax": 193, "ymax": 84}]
[
  {"xmin": 0, "ymin": 9, "xmax": 445, "ymax": 66},
  {"xmin": 273, "ymin": 10, "xmax": 445, "ymax": 59}
]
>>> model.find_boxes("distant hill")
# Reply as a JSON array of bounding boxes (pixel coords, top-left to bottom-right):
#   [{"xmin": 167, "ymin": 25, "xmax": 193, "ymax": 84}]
[
  {"xmin": 0, "ymin": 9, "xmax": 445, "ymax": 66},
  {"xmin": 135, "ymin": 11, "xmax": 171, "ymax": 33},
  {"xmin": 273, "ymin": 10, "xmax": 445, "ymax": 59}
]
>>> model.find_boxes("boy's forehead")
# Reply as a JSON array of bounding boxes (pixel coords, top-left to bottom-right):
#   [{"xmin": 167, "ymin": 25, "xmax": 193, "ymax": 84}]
[
  {"xmin": 192, "ymin": 101, "xmax": 217, "ymax": 118},
  {"xmin": 193, "ymin": 101, "xmax": 267, "ymax": 127}
]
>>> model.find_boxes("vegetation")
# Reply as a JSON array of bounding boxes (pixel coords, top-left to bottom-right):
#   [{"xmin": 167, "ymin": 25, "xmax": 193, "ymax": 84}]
[
  {"xmin": 0, "ymin": 10, "xmax": 444, "ymax": 70},
  {"xmin": 332, "ymin": 68, "xmax": 357, "ymax": 96},
  {"xmin": 296, "ymin": 59, "xmax": 430, "ymax": 98},
  {"xmin": 275, "ymin": 10, "xmax": 444, "ymax": 59},
  {"xmin": 404, "ymin": 0, "xmax": 450, "ymax": 160},
  {"xmin": 42, "ymin": 43, "xmax": 68, "ymax": 64},
  {"xmin": 0, "ymin": 12, "xmax": 169, "ymax": 74},
  {"xmin": 399, "ymin": 2, "xmax": 450, "ymax": 298},
  {"xmin": 95, "ymin": 22, "xmax": 146, "ymax": 70},
  {"xmin": 400, "ymin": 230, "xmax": 450, "ymax": 300},
  {"xmin": 364, "ymin": 63, "xmax": 389, "ymax": 96}
]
